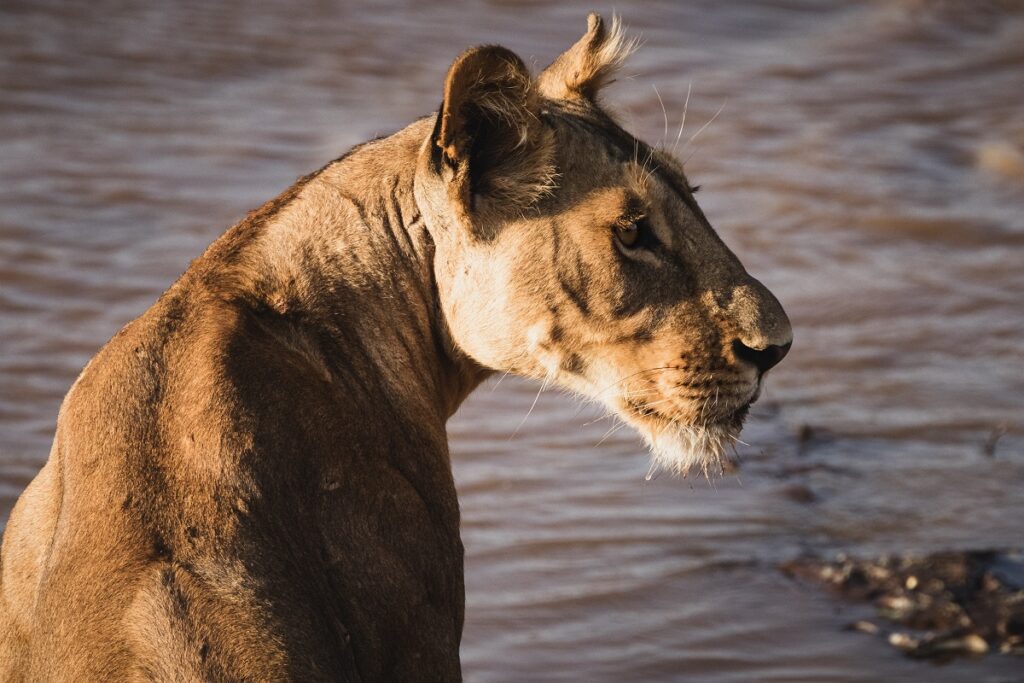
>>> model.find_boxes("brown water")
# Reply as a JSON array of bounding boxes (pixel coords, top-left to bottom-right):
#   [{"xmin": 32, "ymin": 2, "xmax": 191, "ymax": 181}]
[{"xmin": 2, "ymin": 1, "xmax": 1023, "ymax": 680}]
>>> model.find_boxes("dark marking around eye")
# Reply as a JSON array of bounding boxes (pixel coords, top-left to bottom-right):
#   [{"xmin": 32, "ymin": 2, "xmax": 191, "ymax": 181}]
[
  {"xmin": 614, "ymin": 220, "xmax": 640, "ymax": 248},
  {"xmin": 635, "ymin": 217, "xmax": 657, "ymax": 248},
  {"xmin": 690, "ymin": 185, "xmax": 701, "ymax": 193},
  {"xmin": 552, "ymin": 219, "xmax": 591, "ymax": 315},
  {"xmin": 624, "ymin": 194, "xmax": 646, "ymax": 219},
  {"xmin": 558, "ymin": 273, "xmax": 591, "ymax": 314},
  {"xmin": 615, "ymin": 216, "xmax": 662, "ymax": 254}
]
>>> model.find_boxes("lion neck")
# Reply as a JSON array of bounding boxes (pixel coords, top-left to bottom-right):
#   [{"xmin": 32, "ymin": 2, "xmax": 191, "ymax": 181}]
[{"xmin": 237, "ymin": 118, "xmax": 492, "ymax": 429}]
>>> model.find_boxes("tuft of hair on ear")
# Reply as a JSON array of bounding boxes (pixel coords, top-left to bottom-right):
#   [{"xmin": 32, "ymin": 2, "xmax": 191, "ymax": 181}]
[
  {"xmin": 537, "ymin": 13, "xmax": 639, "ymax": 102},
  {"xmin": 435, "ymin": 45, "xmax": 556, "ymax": 216}
]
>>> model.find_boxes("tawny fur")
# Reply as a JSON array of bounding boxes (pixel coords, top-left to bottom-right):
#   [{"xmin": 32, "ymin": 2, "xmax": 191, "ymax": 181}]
[{"xmin": 0, "ymin": 14, "xmax": 790, "ymax": 682}]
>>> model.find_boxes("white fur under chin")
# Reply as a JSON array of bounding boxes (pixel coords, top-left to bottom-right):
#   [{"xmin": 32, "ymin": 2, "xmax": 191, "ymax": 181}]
[{"xmin": 642, "ymin": 423, "xmax": 736, "ymax": 479}]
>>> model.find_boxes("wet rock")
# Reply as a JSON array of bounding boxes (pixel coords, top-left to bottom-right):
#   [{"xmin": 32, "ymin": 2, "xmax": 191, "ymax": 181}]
[
  {"xmin": 888, "ymin": 631, "xmax": 920, "ymax": 652},
  {"xmin": 916, "ymin": 632, "xmax": 989, "ymax": 658},
  {"xmin": 781, "ymin": 549, "xmax": 1024, "ymax": 662},
  {"xmin": 848, "ymin": 620, "xmax": 879, "ymax": 635}
]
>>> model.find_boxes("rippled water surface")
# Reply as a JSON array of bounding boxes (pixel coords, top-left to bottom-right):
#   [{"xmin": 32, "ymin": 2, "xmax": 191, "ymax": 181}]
[{"xmin": 2, "ymin": 1, "xmax": 1023, "ymax": 680}]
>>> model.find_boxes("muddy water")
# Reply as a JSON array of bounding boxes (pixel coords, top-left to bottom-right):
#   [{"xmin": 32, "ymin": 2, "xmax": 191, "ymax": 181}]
[{"xmin": 2, "ymin": 1, "xmax": 1023, "ymax": 680}]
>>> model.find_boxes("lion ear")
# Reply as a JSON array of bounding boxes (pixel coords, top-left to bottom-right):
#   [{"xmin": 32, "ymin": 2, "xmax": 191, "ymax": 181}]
[
  {"xmin": 537, "ymin": 13, "xmax": 637, "ymax": 102},
  {"xmin": 433, "ymin": 45, "xmax": 554, "ymax": 214}
]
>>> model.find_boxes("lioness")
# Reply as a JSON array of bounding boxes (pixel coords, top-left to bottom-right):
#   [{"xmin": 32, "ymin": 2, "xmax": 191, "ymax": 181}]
[{"xmin": 0, "ymin": 15, "xmax": 791, "ymax": 682}]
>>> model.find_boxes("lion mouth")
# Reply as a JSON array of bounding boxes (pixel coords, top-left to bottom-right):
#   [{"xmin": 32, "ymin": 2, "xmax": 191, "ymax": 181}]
[
  {"xmin": 625, "ymin": 385, "xmax": 756, "ymax": 431},
  {"xmin": 619, "ymin": 385, "xmax": 758, "ymax": 478}
]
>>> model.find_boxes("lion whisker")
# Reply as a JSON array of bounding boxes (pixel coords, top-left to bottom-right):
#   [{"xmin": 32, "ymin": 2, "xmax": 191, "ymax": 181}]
[
  {"xmin": 492, "ymin": 350, "xmax": 530, "ymax": 391},
  {"xmin": 682, "ymin": 99, "xmax": 727, "ymax": 151},
  {"xmin": 592, "ymin": 365, "xmax": 676, "ymax": 399},
  {"xmin": 635, "ymin": 396, "xmax": 675, "ymax": 411},
  {"xmin": 671, "ymin": 80, "xmax": 692, "ymax": 155},
  {"xmin": 682, "ymin": 99, "xmax": 727, "ymax": 166},
  {"xmin": 618, "ymin": 387, "xmax": 661, "ymax": 399},
  {"xmin": 596, "ymin": 417, "xmax": 631, "ymax": 446},
  {"xmin": 582, "ymin": 412, "xmax": 619, "ymax": 427},
  {"xmin": 512, "ymin": 375, "xmax": 550, "ymax": 437},
  {"xmin": 652, "ymin": 84, "xmax": 669, "ymax": 148}
]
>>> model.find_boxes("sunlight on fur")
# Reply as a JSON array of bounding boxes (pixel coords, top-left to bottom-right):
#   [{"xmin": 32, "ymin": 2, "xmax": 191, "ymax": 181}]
[{"xmin": 644, "ymin": 423, "xmax": 736, "ymax": 480}]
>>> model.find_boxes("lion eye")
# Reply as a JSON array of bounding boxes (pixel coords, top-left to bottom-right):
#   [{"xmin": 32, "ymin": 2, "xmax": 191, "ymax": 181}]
[{"xmin": 615, "ymin": 220, "xmax": 641, "ymax": 248}]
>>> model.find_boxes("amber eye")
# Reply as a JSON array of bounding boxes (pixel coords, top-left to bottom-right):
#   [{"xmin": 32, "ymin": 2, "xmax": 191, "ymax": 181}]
[{"xmin": 615, "ymin": 220, "xmax": 642, "ymax": 248}]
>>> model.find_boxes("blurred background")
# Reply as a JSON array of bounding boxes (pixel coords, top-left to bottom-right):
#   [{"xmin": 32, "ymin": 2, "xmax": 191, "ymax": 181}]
[{"xmin": 1, "ymin": 1, "xmax": 1022, "ymax": 680}]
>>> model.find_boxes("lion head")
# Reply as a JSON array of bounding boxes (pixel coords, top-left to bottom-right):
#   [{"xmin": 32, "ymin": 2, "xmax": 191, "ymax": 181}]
[{"xmin": 414, "ymin": 14, "xmax": 792, "ymax": 476}]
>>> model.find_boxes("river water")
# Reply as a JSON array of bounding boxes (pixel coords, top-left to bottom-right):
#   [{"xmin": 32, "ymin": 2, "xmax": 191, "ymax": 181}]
[{"xmin": 1, "ymin": 1, "xmax": 1022, "ymax": 680}]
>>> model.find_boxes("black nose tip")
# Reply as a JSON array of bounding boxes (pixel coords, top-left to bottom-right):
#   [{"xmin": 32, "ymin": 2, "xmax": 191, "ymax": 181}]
[{"xmin": 732, "ymin": 339, "xmax": 791, "ymax": 375}]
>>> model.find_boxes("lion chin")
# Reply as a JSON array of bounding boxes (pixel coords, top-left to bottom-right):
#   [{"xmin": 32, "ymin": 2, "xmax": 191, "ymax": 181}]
[{"xmin": 638, "ymin": 406, "xmax": 750, "ymax": 479}]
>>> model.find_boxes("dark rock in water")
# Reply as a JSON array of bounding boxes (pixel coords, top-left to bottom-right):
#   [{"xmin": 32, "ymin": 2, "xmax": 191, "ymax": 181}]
[{"xmin": 781, "ymin": 550, "xmax": 1024, "ymax": 661}]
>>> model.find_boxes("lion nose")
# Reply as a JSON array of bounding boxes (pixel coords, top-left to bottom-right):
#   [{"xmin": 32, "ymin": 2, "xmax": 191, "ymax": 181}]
[{"xmin": 732, "ymin": 339, "xmax": 791, "ymax": 375}]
